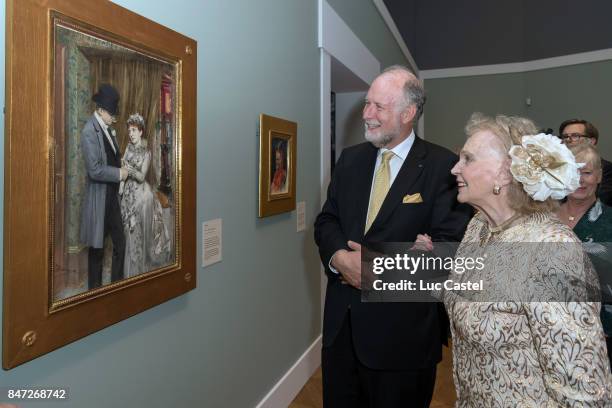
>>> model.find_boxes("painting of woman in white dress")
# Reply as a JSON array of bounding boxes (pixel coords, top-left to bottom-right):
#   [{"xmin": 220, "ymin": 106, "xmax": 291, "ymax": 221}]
[{"xmin": 120, "ymin": 113, "xmax": 172, "ymax": 278}]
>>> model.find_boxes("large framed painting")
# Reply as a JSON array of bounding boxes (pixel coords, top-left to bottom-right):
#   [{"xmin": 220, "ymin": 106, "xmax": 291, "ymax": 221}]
[
  {"xmin": 3, "ymin": 0, "xmax": 197, "ymax": 369},
  {"xmin": 258, "ymin": 114, "xmax": 297, "ymax": 217}
]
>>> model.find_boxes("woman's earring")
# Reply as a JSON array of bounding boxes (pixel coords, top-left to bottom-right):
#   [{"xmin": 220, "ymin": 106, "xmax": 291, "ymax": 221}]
[{"xmin": 493, "ymin": 185, "xmax": 501, "ymax": 195}]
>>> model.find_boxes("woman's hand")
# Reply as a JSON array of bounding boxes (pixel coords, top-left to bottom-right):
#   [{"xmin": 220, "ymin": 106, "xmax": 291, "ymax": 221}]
[
  {"xmin": 126, "ymin": 164, "xmax": 145, "ymax": 183},
  {"xmin": 412, "ymin": 233, "xmax": 433, "ymax": 251}
]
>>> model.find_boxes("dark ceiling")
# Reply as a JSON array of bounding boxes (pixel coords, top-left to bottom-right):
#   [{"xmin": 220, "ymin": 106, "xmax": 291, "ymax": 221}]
[{"xmin": 383, "ymin": 0, "xmax": 612, "ymax": 70}]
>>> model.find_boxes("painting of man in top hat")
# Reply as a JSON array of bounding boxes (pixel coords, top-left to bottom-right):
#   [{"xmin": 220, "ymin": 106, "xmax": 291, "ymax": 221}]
[
  {"xmin": 52, "ymin": 21, "xmax": 178, "ymax": 300},
  {"xmin": 80, "ymin": 84, "xmax": 128, "ymax": 290}
]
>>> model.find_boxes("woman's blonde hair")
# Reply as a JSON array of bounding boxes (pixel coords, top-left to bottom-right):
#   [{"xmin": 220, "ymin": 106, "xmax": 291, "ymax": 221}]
[
  {"xmin": 464, "ymin": 112, "xmax": 559, "ymax": 214},
  {"xmin": 570, "ymin": 141, "xmax": 601, "ymax": 171}
]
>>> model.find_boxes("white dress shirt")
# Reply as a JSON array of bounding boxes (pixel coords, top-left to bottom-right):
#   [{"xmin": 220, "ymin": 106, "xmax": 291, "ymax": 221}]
[
  {"xmin": 365, "ymin": 130, "xmax": 415, "ymax": 216},
  {"xmin": 329, "ymin": 131, "xmax": 416, "ymax": 274}
]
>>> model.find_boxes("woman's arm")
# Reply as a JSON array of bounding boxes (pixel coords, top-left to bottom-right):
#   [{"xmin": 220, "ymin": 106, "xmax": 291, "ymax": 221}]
[
  {"xmin": 525, "ymin": 301, "xmax": 611, "ymax": 405},
  {"xmin": 525, "ymin": 239, "xmax": 611, "ymax": 405}
]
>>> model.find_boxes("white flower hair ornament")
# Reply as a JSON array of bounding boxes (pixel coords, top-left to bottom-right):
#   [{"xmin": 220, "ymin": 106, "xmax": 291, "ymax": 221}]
[{"xmin": 509, "ymin": 133, "xmax": 583, "ymax": 201}]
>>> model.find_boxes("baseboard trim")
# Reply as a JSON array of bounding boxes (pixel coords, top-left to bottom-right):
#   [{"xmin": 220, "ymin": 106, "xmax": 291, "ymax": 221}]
[{"xmin": 255, "ymin": 335, "xmax": 322, "ymax": 408}]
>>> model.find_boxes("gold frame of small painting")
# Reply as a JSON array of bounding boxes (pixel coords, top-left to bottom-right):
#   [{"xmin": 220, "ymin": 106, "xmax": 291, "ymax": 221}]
[{"xmin": 258, "ymin": 114, "xmax": 297, "ymax": 217}]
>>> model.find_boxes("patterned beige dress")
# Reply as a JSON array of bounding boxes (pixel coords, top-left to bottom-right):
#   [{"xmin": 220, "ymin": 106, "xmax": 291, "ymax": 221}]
[{"xmin": 444, "ymin": 212, "xmax": 612, "ymax": 407}]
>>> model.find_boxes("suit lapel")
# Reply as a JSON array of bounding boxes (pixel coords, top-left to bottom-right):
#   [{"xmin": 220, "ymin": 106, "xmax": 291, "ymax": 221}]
[
  {"xmin": 110, "ymin": 132, "xmax": 120, "ymax": 156},
  {"xmin": 93, "ymin": 116, "xmax": 120, "ymax": 158},
  {"xmin": 91, "ymin": 117, "xmax": 105, "ymax": 148},
  {"xmin": 366, "ymin": 136, "xmax": 427, "ymax": 236},
  {"xmin": 91, "ymin": 116, "xmax": 115, "ymax": 164},
  {"xmin": 356, "ymin": 144, "xmax": 378, "ymax": 237}
]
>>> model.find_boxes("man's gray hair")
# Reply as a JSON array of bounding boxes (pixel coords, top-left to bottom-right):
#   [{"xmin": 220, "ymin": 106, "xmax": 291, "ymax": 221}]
[{"xmin": 381, "ymin": 65, "xmax": 426, "ymax": 121}]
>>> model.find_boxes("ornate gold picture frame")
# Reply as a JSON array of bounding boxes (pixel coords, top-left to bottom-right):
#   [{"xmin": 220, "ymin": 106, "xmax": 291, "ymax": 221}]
[
  {"xmin": 3, "ymin": 0, "xmax": 197, "ymax": 369},
  {"xmin": 258, "ymin": 114, "xmax": 297, "ymax": 217}
]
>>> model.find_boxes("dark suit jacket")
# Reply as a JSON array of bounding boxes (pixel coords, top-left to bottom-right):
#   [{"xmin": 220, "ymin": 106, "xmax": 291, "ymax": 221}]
[
  {"xmin": 80, "ymin": 115, "xmax": 122, "ymax": 249},
  {"xmin": 314, "ymin": 136, "xmax": 471, "ymax": 370},
  {"xmin": 598, "ymin": 158, "xmax": 612, "ymax": 206}
]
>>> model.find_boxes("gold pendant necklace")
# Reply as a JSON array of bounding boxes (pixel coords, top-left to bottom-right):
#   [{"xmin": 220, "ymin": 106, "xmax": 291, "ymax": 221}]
[
  {"xmin": 563, "ymin": 197, "xmax": 597, "ymax": 224},
  {"xmin": 480, "ymin": 213, "xmax": 522, "ymax": 246}
]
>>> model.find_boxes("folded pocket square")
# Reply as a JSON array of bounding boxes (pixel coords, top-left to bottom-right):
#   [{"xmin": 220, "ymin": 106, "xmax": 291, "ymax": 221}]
[{"xmin": 403, "ymin": 193, "xmax": 423, "ymax": 204}]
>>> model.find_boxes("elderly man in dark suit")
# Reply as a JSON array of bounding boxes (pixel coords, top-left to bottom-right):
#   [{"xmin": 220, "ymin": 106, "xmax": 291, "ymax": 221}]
[
  {"xmin": 80, "ymin": 84, "xmax": 128, "ymax": 290},
  {"xmin": 315, "ymin": 66, "xmax": 471, "ymax": 408}
]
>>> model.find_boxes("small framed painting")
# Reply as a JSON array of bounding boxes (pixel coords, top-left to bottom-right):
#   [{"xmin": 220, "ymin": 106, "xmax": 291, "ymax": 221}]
[{"xmin": 258, "ymin": 114, "xmax": 297, "ymax": 217}]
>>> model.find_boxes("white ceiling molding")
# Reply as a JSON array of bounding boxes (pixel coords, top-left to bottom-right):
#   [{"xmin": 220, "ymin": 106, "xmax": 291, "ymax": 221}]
[
  {"xmin": 421, "ymin": 48, "xmax": 612, "ymax": 79},
  {"xmin": 372, "ymin": 0, "xmax": 419, "ymax": 77},
  {"xmin": 319, "ymin": 0, "xmax": 379, "ymax": 86}
]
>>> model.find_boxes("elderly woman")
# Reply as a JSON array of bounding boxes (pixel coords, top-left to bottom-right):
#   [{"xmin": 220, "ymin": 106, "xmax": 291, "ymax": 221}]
[
  {"xmin": 558, "ymin": 142, "xmax": 612, "ymax": 370},
  {"xmin": 430, "ymin": 113, "xmax": 612, "ymax": 406}
]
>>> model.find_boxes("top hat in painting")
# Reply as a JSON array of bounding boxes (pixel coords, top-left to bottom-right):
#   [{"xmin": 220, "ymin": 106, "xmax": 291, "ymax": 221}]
[{"xmin": 92, "ymin": 84, "xmax": 120, "ymax": 116}]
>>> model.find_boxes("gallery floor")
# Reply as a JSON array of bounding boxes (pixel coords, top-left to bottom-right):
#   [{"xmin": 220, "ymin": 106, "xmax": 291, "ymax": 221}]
[{"xmin": 289, "ymin": 344, "xmax": 456, "ymax": 408}]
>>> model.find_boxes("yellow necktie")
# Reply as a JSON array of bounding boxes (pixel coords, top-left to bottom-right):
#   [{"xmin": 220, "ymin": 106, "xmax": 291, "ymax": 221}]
[{"xmin": 365, "ymin": 151, "xmax": 394, "ymax": 232}]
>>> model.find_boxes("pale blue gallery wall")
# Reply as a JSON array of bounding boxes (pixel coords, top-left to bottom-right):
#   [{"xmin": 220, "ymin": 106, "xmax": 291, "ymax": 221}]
[{"xmin": 1, "ymin": 1, "xmax": 322, "ymax": 407}]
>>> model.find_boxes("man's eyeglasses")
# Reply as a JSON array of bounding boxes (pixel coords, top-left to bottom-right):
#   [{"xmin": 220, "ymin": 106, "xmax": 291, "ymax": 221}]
[{"xmin": 560, "ymin": 133, "xmax": 592, "ymax": 142}]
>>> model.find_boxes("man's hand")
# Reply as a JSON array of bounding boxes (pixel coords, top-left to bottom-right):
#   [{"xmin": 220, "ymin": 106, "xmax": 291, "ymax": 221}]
[
  {"xmin": 412, "ymin": 233, "xmax": 433, "ymax": 251},
  {"xmin": 331, "ymin": 240, "xmax": 362, "ymax": 289},
  {"xmin": 120, "ymin": 167, "xmax": 128, "ymax": 181}
]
